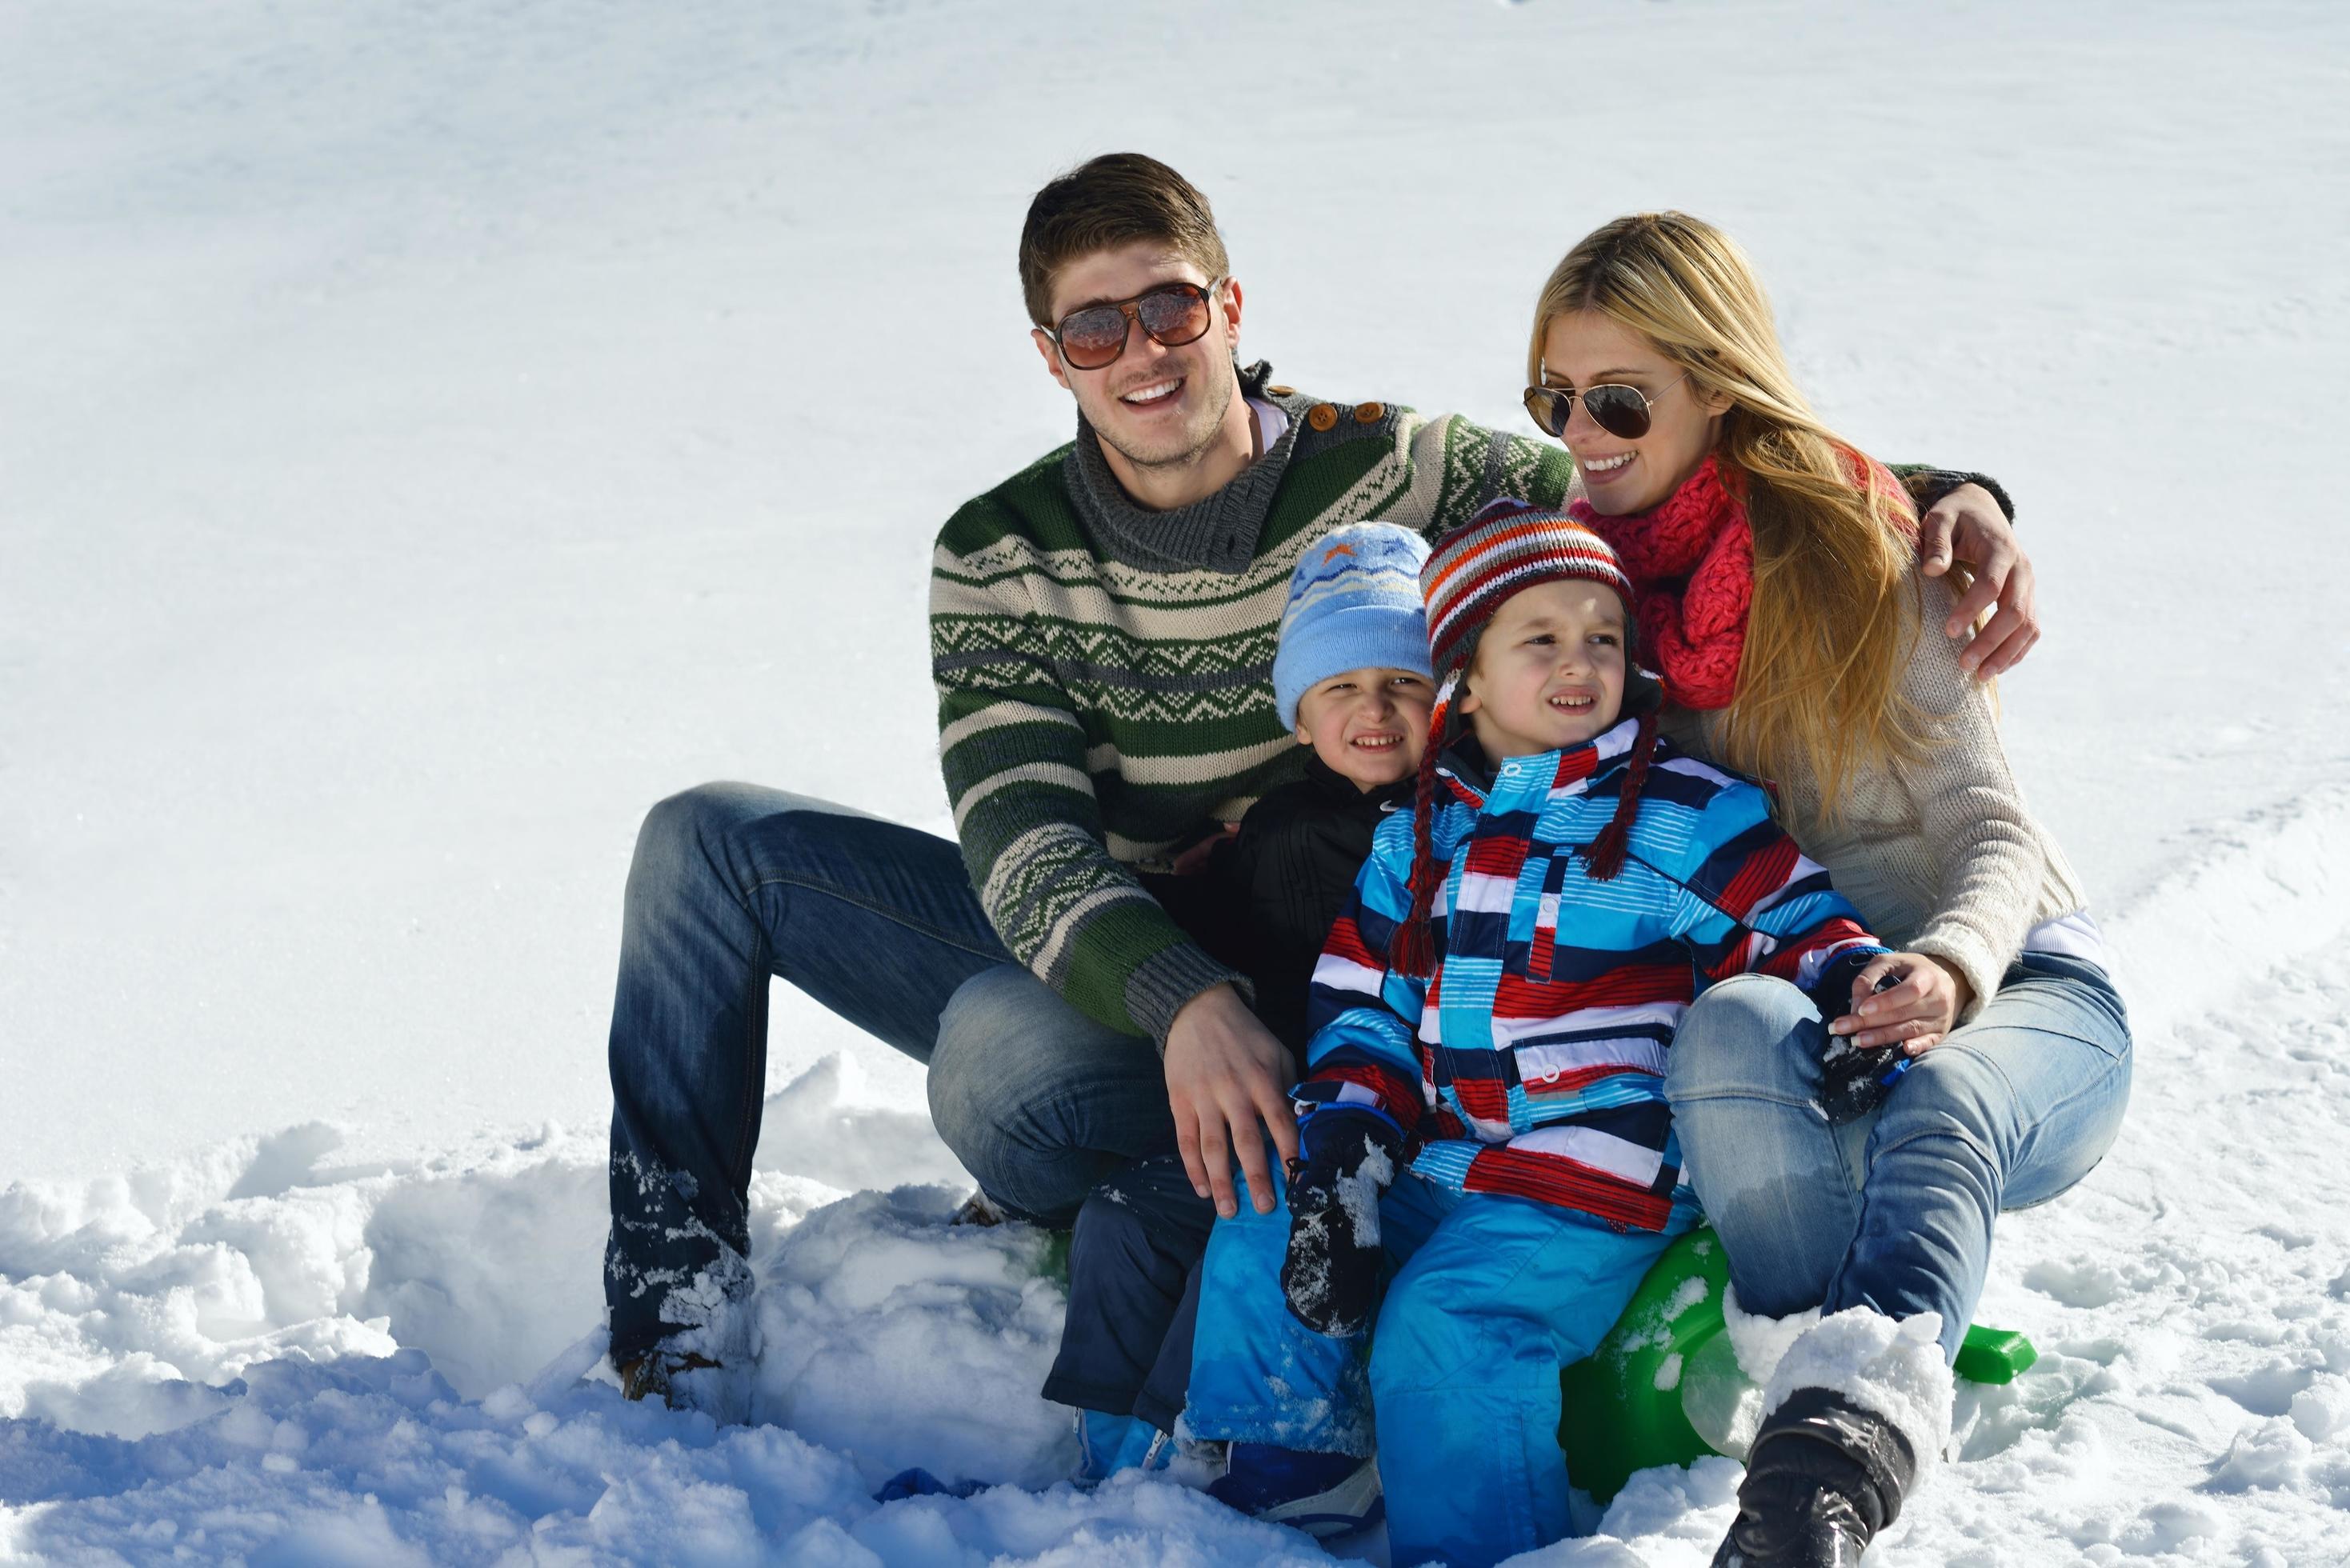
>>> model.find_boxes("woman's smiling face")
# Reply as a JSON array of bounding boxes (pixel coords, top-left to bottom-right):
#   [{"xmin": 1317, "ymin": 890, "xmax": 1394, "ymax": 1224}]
[{"xmin": 1538, "ymin": 310, "xmax": 1727, "ymax": 515}]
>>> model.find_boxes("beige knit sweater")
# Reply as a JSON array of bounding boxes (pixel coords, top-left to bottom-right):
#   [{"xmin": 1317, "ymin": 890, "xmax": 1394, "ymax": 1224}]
[{"xmin": 1662, "ymin": 573, "xmax": 2090, "ymax": 1020}]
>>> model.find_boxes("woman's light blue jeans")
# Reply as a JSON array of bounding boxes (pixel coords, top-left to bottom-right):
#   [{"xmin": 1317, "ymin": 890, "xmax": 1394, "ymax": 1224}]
[
  {"xmin": 1663, "ymin": 954, "xmax": 2132, "ymax": 1361},
  {"xmin": 602, "ymin": 783, "xmax": 1178, "ymax": 1363}
]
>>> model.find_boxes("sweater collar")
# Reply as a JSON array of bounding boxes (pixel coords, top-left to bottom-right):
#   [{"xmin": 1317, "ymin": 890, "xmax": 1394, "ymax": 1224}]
[{"xmin": 1064, "ymin": 361, "xmax": 1317, "ymax": 574}]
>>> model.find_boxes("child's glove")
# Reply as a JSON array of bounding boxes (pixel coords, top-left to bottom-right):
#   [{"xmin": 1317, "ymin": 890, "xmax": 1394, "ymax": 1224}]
[
  {"xmin": 1281, "ymin": 1109, "xmax": 1403, "ymax": 1338},
  {"xmin": 1819, "ymin": 1036, "xmax": 1908, "ymax": 1124},
  {"xmin": 1819, "ymin": 969, "xmax": 1909, "ymax": 1125}
]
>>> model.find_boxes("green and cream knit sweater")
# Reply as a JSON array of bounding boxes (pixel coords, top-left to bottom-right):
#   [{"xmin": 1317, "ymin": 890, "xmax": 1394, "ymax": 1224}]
[{"xmin": 930, "ymin": 378, "xmax": 1573, "ymax": 1042}]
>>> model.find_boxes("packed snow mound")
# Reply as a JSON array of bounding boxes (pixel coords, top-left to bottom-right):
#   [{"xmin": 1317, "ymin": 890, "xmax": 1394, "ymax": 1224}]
[
  {"xmin": 0, "ymin": 1058, "xmax": 967, "ymax": 1422},
  {"xmin": 0, "ymin": 1350, "xmax": 1343, "ymax": 1566},
  {"xmin": 0, "ymin": 1062, "xmax": 1143, "ymax": 1561},
  {"xmin": 2102, "ymin": 780, "xmax": 2350, "ymax": 1034}
]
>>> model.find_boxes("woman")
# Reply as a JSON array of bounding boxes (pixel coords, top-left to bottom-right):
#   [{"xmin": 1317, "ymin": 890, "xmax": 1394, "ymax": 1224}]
[{"xmin": 1520, "ymin": 213, "xmax": 2131, "ymax": 1566}]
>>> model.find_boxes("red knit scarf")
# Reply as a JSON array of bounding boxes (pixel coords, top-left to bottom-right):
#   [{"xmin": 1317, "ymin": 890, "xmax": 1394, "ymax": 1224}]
[{"xmin": 1570, "ymin": 455, "xmax": 1751, "ymax": 712}]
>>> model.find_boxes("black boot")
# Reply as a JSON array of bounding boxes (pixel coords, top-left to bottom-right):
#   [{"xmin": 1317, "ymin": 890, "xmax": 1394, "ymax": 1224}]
[{"xmin": 1711, "ymin": 1388, "xmax": 1917, "ymax": 1567}]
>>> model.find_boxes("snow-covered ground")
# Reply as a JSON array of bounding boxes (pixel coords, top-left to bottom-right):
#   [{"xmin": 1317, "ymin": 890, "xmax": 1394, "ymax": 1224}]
[{"xmin": 4, "ymin": 0, "xmax": 2346, "ymax": 1561}]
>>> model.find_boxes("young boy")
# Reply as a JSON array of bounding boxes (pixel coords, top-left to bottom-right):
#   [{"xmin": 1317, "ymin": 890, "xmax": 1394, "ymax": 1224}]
[
  {"xmin": 1043, "ymin": 523, "xmax": 1439, "ymax": 1479},
  {"xmin": 1182, "ymin": 500, "xmax": 1889, "ymax": 1566}
]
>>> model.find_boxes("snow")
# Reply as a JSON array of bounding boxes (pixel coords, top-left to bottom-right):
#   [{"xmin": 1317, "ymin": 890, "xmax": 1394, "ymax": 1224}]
[
  {"xmin": 1722, "ymin": 1286, "xmax": 1821, "ymax": 1390},
  {"xmin": 5, "ymin": 0, "xmax": 2348, "ymax": 1562},
  {"xmin": 1759, "ymin": 1310, "xmax": 1956, "ymax": 1482},
  {"xmin": 1340, "ymin": 1150, "xmax": 1392, "ymax": 1251}
]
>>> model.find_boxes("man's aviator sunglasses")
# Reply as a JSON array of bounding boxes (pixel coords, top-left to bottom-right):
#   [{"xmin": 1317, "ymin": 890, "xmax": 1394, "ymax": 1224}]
[
  {"xmin": 1521, "ymin": 372, "xmax": 1689, "ymax": 442},
  {"xmin": 1047, "ymin": 278, "xmax": 1223, "ymax": 371}
]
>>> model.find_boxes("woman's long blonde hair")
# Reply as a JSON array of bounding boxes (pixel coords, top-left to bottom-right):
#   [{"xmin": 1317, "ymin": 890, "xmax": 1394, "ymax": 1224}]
[{"xmin": 1529, "ymin": 212, "xmax": 1936, "ymax": 814}]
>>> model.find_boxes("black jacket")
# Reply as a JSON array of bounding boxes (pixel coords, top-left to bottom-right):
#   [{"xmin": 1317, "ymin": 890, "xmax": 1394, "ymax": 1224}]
[{"xmin": 1143, "ymin": 754, "xmax": 1412, "ymax": 1054}]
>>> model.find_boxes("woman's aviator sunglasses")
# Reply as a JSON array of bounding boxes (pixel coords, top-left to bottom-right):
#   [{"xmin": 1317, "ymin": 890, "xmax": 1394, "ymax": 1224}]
[
  {"xmin": 1521, "ymin": 372, "xmax": 1689, "ymax": 442},
  {"xmin": 1047, "ymin": 278, "xmax": 1223, "ymax": 371}
]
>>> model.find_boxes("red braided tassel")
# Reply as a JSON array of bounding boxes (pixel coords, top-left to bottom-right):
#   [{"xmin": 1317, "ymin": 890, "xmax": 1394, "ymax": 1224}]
[
  {"xmin": 1581, "ymin": 713, "xmax": 1659, "ymax": 882},
  {"xmin": 1387, "ymin": 685, "xmax": 1451, "ymax": 978}
]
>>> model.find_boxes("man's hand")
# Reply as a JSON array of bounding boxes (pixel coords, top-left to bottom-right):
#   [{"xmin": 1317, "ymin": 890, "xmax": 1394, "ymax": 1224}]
[
  {"xmin": 1164, "ymin": 984, "xmax": 1299, "ymax": 1218},
  {"xmin": 1917, "ymin": 482, "xmax": 2038, "ymax": 679}
]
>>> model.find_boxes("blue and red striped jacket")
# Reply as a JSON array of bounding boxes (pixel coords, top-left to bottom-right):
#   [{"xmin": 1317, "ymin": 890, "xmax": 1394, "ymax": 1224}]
[{"xmin": 1297, "ymin": 715, "xmax": 1885, "ymax": 1231}]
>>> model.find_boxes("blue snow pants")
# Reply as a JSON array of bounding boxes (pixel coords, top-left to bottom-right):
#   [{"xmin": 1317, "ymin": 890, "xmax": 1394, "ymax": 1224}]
[{"xmin": 1186, "ymin": 1163, "xmax": 1699, "ymax": 1568}]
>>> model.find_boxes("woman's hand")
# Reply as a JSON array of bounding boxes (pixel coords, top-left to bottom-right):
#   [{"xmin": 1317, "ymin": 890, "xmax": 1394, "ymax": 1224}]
[{"xmin": 1831, "ymin": 953, "xmax": 1974, "ymax": 1054}]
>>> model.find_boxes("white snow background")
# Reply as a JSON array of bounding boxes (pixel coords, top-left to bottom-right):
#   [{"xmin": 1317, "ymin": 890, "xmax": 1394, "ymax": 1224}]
[{"xmin": 4, "ymin": 0, "xmax": 2347, "ymax": 1561}]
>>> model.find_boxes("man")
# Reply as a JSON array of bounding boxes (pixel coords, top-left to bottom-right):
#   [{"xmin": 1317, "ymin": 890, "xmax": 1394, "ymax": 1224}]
[{"xmin": 603, "ymin": 153, "xmax": 2034, "ymax": 1398}]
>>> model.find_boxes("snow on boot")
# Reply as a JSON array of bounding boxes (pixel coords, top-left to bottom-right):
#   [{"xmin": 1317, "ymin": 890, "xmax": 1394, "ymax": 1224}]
[
  {"xmin": 1156, "ymin": 1426, "xmax": 1230, "ymax": 1486},
  {"xmin": 616, "ymin": 1349, "xmax": 722, "ymax": 1406},
  {"xmin": 1207, "ymin": 1443, "xmax": 1384, "ymax": 1539},
  {"xmin": 950, "ymin": 1189, "xmax": 1009, "ymax": 1226},
  {"xmin": 1712, "ymin": 1309, "xmax": 1952, "ymax": 1566}
]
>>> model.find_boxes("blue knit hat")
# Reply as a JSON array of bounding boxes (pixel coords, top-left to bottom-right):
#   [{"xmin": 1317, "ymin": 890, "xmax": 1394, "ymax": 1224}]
[{"xmin": 1272, "ymin": 522, "xmax": 1435, "ymax": 730}]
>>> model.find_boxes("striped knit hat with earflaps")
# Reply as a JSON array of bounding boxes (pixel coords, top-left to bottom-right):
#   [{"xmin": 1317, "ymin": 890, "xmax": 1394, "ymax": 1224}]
[{"xmin": 1389, "ymin": 498, "xmax": 1664, "ymax": 978}]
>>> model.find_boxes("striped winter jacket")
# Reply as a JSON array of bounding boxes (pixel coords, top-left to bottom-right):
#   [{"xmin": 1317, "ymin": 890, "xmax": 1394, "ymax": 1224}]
[{"xmin": 1296, "ymin": 716, "xmax": 1887, "ymax": 1231}]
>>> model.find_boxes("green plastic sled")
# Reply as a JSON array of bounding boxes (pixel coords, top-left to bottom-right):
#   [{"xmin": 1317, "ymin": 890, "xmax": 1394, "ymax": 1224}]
[{"xmin": 1557, "ymin": 1227, "xmax": 2037, "ymax": 1502}]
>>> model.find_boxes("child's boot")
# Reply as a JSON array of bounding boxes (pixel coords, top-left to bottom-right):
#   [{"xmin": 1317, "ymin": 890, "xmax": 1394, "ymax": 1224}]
[
  {"xmin": 1205, "ymin": 1443, "xmax": 1383, "ymax": 1538},
  {"xmin": 1071, "ymin": 1409, "xmax": 1168, "ymax": 1485}
]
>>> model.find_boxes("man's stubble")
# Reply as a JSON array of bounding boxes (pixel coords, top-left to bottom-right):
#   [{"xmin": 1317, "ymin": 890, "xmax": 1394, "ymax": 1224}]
[{"xmin": 1091, "ymin": 360, "xmax": 1239, "ymax": 478}]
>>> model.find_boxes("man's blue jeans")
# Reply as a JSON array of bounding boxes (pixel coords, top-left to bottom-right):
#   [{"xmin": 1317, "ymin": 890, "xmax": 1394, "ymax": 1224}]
[
  {"xmin": 603, "ymin": 783, "xmax": 1178, "ymax": 1363},
  {"xmin": 1663, "ymin": 954, "xmax": 2132, "ymax": 1361}
]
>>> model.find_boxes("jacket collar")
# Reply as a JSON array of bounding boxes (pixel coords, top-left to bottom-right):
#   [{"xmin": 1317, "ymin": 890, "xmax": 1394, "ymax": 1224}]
[
  {"xmin": 1300, "ymin": 749, "xmax": 1416, "ymax": 818},
  {"xmin": 1434, "ymin": 714, "xmax": 1647, "ymax": 810}
]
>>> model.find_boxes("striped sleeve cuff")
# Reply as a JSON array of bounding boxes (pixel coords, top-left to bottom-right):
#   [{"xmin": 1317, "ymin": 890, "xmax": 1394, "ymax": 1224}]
[{"xmin": 1125, "ymin": 941, "xmax": 1255, "ymax": 1053}]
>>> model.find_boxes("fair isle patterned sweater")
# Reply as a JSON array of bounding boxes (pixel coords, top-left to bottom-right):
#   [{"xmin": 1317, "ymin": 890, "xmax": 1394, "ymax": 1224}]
[{"xmin": 930, "ymin": 375, "xmax": 1572, "ymax": 1042}]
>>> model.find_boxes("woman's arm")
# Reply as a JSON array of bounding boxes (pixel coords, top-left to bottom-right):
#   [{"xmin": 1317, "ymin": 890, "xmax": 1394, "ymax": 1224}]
[{"xmin": 1891, "ymin": 574, "xmax": 2051, "ymax": 1021}]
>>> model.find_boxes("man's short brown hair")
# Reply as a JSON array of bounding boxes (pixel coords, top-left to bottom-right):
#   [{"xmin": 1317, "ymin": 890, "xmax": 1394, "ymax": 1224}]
[{"xmin": 1018, "ymin": 153, "xmax": 1231, "ymax": 330}]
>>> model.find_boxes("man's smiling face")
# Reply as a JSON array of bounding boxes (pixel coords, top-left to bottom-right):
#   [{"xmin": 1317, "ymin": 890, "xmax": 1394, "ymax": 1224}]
[{"xmin": 1031, "ymin": 240, "xmax": 1243, "ymax": 473}]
